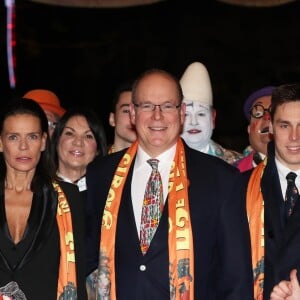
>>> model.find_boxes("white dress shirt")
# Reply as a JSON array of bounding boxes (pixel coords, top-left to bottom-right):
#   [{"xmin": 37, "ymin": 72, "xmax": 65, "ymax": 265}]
[
  {"xmin": 131, "ymin": 144, "xmax": 176, "ymax": 234},
  {"xmin": 275, "ymin": 158, "xmax": 300, "ymax": 200}
]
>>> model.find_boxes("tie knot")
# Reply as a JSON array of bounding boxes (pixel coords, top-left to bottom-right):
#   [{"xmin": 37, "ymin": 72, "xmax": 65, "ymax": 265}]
[
  {"xmin": 147, "ymin": 158, "xmax": 159, "ymax": 171},
  {"xmin": 286, "ymin": 172, "xmax": 297, "ymax": 184}
]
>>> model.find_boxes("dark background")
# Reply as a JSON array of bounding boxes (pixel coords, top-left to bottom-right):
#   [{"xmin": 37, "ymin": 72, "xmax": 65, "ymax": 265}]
[{"xmin": 1, "ymin": 0, "xmax": 300, "ymax": 150}]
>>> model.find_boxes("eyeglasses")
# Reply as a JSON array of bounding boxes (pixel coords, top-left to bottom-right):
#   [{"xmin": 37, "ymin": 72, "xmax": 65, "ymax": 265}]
[
  {"xmin": 133, "ymin": 102, "xmax": 181, "ymax": 113},
  {"xmin": 48, "ymin": 121, "xmax": 57, "ymax": 130},
  {"xmin": 250, "ymin": 104, "xmax": 271, "ymax": 119}
]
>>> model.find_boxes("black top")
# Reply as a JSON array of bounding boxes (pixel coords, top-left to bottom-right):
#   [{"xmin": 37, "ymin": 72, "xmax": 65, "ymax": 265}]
[{"xmin": 0, "ymin": 182, "xmax": 87, "ymax": 300}]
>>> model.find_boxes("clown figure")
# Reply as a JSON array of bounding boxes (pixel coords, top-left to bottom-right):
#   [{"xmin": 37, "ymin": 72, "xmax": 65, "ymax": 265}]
[{"xmin": 180, "ymin": 61, "xmax": 243, "ymax": 165}]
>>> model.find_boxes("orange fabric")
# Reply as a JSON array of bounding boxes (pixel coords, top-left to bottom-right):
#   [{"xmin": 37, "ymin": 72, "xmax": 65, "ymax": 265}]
[
  {"xmin": 107, "ymin": 145, "xmax": 115, "ymax": 154},
  {"xmin": 23, "ymin": 89, "xmax": 66, "ymax": 117},
  {"xmin": 98, "ymin": 138, "xmax": 194, "ymax": 299},
  {"xmin": 53, "ymin": 181, "xmax": 77, "ymax": 299},
  {"xmin": 168, "ymin": 139, "xmax": 194, "ymax": 300},
  {"xmin": 246, "ymin": 160, "xmax": 266, "ymax": 300}
]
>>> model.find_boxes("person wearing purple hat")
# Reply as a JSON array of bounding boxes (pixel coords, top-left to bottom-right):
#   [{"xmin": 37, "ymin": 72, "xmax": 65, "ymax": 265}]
[{"xmin": 236, "ymin": 86, "xmax": 275, "ymax": 172}]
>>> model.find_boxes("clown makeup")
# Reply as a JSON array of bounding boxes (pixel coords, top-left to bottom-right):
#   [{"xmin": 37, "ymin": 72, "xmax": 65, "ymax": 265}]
[
  {"xmin": 181, "ymin": 100, "xmax": 214, "ymax": 150},
  {"xmin": 248, "ymin": 96, "xmax": 272, "ymax": 156}
]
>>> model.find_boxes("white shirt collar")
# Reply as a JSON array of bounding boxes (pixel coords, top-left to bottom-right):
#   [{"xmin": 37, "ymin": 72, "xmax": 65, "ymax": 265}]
[
  {"xmin": 135, "ymin": 144, "xmax": 177, "ymax": 170},
  {"xmin": 275, "ymin": 158, "xmax": 300, "ymax": 199}
]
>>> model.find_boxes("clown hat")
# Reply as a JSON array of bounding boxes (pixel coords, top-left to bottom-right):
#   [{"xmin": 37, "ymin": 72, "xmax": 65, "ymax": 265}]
[
  {"xmin": 23, "ymin": 89, "xmax": 66, "ymax": 117},
  {"xmin": 243, "ymin": 86, "xmax": 275, "ymax": 121},
  {"xmin": 180, "ymin": 62, "xmax": 213, "ymax": 106}
]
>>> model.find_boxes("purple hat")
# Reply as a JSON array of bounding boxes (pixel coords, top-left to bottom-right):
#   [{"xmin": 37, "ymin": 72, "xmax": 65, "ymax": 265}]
[{"xmin": 243, "ymin": 86, "xmax": 276, "ymax": 121}]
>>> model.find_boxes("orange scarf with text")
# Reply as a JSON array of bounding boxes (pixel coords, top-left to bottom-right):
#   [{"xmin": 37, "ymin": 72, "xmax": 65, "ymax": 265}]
[
  {"xmin": 53, "ymin": 181, "xmax": 77, "ymax": 299},
  {"xmin": 246, "ymin": 160, "xmax": 266, "ymax": 300},
  {"xmin": 97, "ymin": 138, "xmax": 194, "ymax": 300}
]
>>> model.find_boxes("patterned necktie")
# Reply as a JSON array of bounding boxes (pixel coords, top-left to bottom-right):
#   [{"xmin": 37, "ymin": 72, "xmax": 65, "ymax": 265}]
[
  {"xmin": 285, "ymin": 172, "xmax": 299, "ymax": 220},
  {"xmin": 140, "ymin": 159, "xmax": 164, "ymax": 255}
]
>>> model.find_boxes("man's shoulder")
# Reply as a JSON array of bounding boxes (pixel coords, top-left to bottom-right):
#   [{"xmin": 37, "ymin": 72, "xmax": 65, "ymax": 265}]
[
  {"xmin": 208, "ymin": 139, "xmax": 243, "ymax": 164},
  {"xmin": 185, "ymin": 143, "xmax": 240, "ymax": 174},
  {"xmin": 88, "ymin": 150, "xmax": 127, "ymax": 173}
]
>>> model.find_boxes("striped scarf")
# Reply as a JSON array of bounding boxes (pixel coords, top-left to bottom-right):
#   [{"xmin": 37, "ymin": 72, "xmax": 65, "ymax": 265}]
[{"xmin": 97, "ymin": 138, "xmax": 194, "ymax": 300}]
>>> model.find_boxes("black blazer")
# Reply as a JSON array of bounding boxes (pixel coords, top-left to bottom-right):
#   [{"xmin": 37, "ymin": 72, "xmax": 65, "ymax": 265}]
[
  {"xmin": 249, "ymin": 141, "xmax": 300, "ymax": 299},
  {"xmin": 0, "ymin": 182, "xmax": 87, "ymax": 300},
  {"xmin": 86, "ymin": 141, "xmax": 253, "ymax": 299}
]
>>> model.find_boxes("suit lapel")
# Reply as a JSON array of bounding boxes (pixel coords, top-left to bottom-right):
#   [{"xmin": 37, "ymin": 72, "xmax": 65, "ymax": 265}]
[{"xmin": 262, "ymin": 160, "xmax": 285, "ymax": 243}]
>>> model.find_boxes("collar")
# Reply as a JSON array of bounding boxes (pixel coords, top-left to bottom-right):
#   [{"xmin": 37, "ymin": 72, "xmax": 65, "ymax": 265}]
[{"xmin": 135, "ymin": 144, "xmax": 176, "ymax": 171}]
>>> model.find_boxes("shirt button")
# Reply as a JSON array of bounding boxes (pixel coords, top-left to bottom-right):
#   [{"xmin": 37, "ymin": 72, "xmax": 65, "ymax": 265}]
[{"xmin": 139, "ymin": 265, "xmax": 146, "ymax": 271}]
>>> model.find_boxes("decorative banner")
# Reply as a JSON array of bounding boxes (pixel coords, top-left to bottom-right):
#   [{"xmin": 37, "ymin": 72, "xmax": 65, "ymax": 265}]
[
  {"xmin": 28, "ymin": 0, "xmax": 295, "ymax": 7},
  {"xmin": 28, "ymin": 0, "xmax": 164, "ymax": 8},
  {"xmin": 5, "ymin": 0, "xmax": 16, "ymax": 89},
  {"xmin": 217, "ymin": 0, "xmax": 295, "ymax": 7}
]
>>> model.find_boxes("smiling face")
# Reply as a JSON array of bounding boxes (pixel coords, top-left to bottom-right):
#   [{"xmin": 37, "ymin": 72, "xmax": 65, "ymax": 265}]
[
  {"xmin": 181, "ymin": 100, "xmax": 215, "ymax": 150},
  {"xmin": 270, "ymin": 101, "xmax": 300, "ymax": 171},
  {"xmin": 57, "ymin": 115, "xmax": 98, "ymax": 176},
  {"xmin": 130, "ymin": 71, "xmax": 185, "ymax": 157},
  {"xmin": 0, "ymin": 114, "xmax": 46, "ymax": 174},
  {"xmin": 248, "ymin": 95, "xmax": 272, "ymax": 155}
]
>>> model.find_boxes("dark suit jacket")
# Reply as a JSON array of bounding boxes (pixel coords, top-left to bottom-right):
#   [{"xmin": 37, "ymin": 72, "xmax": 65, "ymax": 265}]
[
  {"xmin": 246, "ymin": 141, "xmax": 300, "ymax": 299},
  {"xmin": 86, "ymin": 141, "xmax": 253, "ymax": 300}
]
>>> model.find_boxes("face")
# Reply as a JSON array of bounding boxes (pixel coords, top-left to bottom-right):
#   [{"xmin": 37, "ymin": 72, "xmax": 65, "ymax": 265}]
[
  {"xmin": 109, "ymin": 91, "xmax": 136, "ymax": 144},
  {"xmin": 270, "ymin": 101, "xmax": 300, "ymax": 170},
  {"xmin": 181, "ymin": 100, "xmax": 215, "ymax": 150},
  {"xmin": 0, "ymin": 114, "xmax": 46, "ymax": 173},
  {"xmin": 130, "ymin": 72, "xmax": 185, "ymax": 157},
  {"xmin": 57, "ymin": 115, "xmax": 98, "ymax": 173},
  {"xmin": 248, "ymin": 95, "xmax": 272, "ymax": 155}
]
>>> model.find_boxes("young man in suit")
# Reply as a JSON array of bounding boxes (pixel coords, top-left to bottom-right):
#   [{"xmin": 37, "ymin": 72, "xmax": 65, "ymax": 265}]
[
  {"xmin": 86, "ymin": 68, "xmax": 253, "ymax": 299},
  {"xmin": 246, "ymin": 83, "xmax": 300, "ymax": 299}
]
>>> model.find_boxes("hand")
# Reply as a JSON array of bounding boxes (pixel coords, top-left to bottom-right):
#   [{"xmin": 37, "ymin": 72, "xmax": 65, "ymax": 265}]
[{"xmin": 270, "ymin": 269, "xmax": 300, "ymax": 300}]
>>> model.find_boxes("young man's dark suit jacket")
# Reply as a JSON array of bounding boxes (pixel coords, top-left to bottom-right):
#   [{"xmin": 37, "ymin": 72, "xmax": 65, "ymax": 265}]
[
  {"xmin": 86, "ymin": 140, "xmax": 253, "ymax": 299},
  {"xmin": 244, "ymin": 140, "xmax": 300, "ymax": 299}
]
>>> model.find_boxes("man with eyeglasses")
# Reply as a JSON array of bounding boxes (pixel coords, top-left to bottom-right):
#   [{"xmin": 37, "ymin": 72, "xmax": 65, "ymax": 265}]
[
  {"xmin": 180, "ymin": 62, "xmax": 243, "ymax": 165},
  {"xmin": 86, "ymin": 68, "xmax": 253, "ymax": 299},
  {"xmin": 236, "ymin": 86, "xmax": 275, "ymax": 172},
  {"xmin": 23, "ymin": 89, "xmax": 66, "ymax": 138}
]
